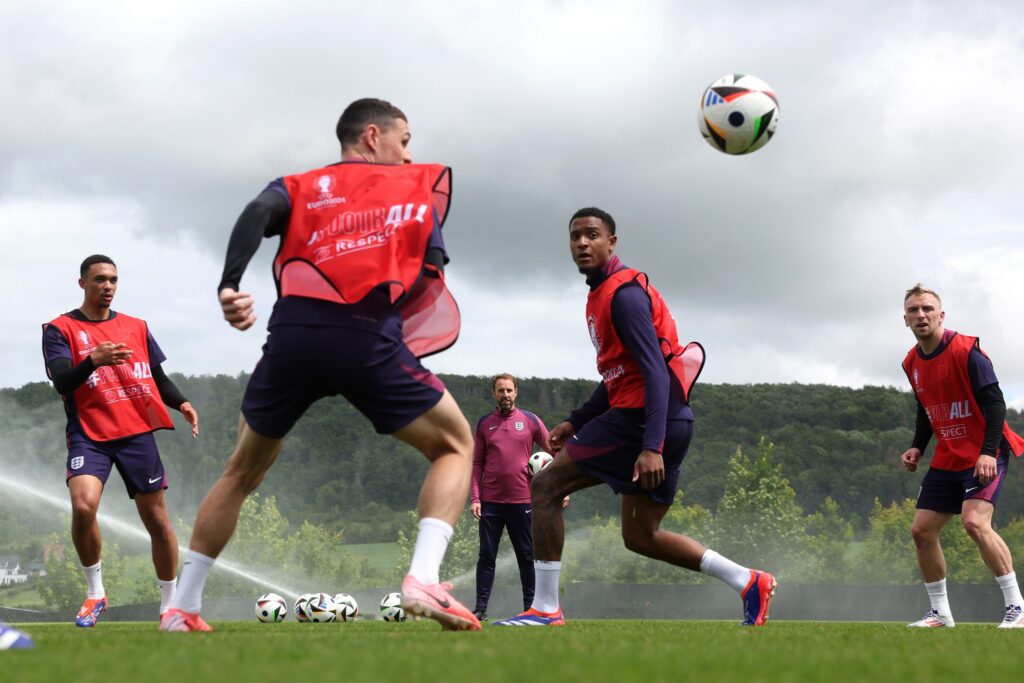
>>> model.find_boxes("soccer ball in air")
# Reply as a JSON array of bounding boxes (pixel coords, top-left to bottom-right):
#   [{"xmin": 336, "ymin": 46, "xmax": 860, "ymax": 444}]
[
  {"xmin": 293, "ymin": 593, "xmax": 313, "ymax": 622},
  {"xmin": 379, "ymin": 592, "xmax": 406, "ymax": 622},
  {"xmin": 333, "ymin": 593, "xmax": 359, "ymax": 621},
  {"xmin": 698, "ymin": 74, "xmax": 779, "ymax": 155},
  {"xmin": 255, "ymin": 592, "xmax": 287, "ymax": 623},
  {"xmin": 527, "ymin": 451, "xmax": 553, "ymax": 477},
  {"xmin": 305, "ymin": 592, "xmax": 337, "ymax": 622}
]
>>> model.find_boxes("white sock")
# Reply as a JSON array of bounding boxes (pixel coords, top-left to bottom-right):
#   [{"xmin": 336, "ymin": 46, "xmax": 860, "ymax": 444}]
[
  {"xmin": 996, "ymin": 572, "xmax": 1024, "ymax": 607},
  {"xmin": 408, "ymin": 518, "xmax": 453, "ymax": 584},
  {"xmin": 82, "ymin": 561, "xmax": 105, "ymax": 599},
  {"xmin": 170, "ymin": 551, "xmax": 215, "ymax": 614},
  {"xmin": 699, "ymin": 549, "xmax": 750, "ymax": 593},
  {"xmin": 530, "ymin": 561, "xmax": 561, "ymax": 613},
  {"xmin": 158, "ymin": 578, "xmax": 177, "ymax": 614},
  {"xmin": 925, "ymin": 578, "xmax": 952, "ymax": 617}
]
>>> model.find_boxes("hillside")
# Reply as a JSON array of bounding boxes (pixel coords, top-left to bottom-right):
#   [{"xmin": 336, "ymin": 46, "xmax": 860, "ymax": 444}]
[{"xmin": 3, "ymin": 375, "xmax": 1022, "ymax": 542}]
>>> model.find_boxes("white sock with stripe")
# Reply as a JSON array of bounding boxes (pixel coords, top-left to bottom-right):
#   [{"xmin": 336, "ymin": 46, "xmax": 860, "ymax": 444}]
[
  {"xmin": 996, "ymin": 572, "xmax": 1023, "ymax": 607},
  {"xmin": 82, "ymin": 561, "xmax": 105, "ymax": 599},
  {"xmin": 171, "ymin": 551, "xmax": 215, "ymax": 614},
  {"xmin": 158, "ymin": 578, "xmax": 177, "ymax": 615},
  {"xmin": 408, "ymin": 518, "xmax": 453, "ymax": 585},
  {"xmin": 699, "ymin": 549, "xmax": 750, "ymax": 593},
  {"xmin": 925, "ymin": 578, "xmax": 952, "ymax": 617},
  {"xmin": 530, "ymin": 561, "xmax": 561, "ymax": 614}
]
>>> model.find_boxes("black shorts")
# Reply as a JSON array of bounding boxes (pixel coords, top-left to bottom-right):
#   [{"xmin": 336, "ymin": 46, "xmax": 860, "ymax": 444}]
[
  {"xmin": 916, "ymin": 451, "xmax": 1009, "ymax": 514},
  {"xmin": 66, "ymin": 431, "xmax": 166, "ymax": 499},
  {"xmin": 564, "ymin": 410, "xmax": 693, "ymax": 505},
  {"xmin": 241, "ymin": 324, "xmax": 445, "ymax": 438}
]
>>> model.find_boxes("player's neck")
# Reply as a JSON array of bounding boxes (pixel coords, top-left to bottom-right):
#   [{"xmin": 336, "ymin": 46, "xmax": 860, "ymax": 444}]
[
  {"xmin": 498, "ymin": 406, "xmax": 515, "ymax": 417},
  {"xmin": 917, "ymin": 327, "xmax": 945, "ymax": 355},
  {"xmin": 78, "ymin": 303, "xmax": 111, "ymax": 321},
  {"xmin": 341, "ymin": 148, "xmax": 372, "ymax": 163}
]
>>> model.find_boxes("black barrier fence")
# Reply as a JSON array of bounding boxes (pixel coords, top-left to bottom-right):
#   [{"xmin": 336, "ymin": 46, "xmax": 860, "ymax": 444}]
[{"xmin": 0, "ymin": 582, "xmax": 1010, "ymax": 624}]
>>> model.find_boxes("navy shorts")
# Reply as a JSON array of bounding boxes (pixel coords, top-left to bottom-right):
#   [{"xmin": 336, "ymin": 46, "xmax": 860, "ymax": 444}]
[
  {"xmin": 916, "ymin": 451, "xmax": 1009, "ymax": 514},
  {"xmin": 66, "ymin": 431, "xmax": 166, "ymax": 499},
  {"xmin": 564, "ymin": 410, "xmax": 693, "ymax": 505},
  {"xmin": 242, "ymin": 324, "xmax": 445, "ymax": 438}
]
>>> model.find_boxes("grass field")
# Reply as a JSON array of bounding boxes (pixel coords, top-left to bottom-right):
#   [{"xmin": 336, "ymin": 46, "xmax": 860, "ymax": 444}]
[{"xmin": 3, "ymin": 619, "xmax": 1020, "ymax": 683}]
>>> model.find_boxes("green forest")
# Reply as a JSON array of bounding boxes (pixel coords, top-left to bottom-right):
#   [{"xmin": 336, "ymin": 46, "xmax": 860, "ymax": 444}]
[{"xmin": 2, "ymin": 375, "xmax": 1024, "ymax": 607}]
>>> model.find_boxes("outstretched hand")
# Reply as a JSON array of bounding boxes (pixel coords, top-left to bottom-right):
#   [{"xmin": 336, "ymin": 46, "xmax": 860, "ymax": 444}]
[
  {"xmin": 219, "ymin": 288, "xmax": 256, "ymax": 331},
  {"xmin": 180, "ymin": 401, "xmax": 199, "ymax": 439}
]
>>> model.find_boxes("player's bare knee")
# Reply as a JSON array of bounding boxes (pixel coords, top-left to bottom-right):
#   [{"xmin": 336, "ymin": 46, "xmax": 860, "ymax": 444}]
[
  {"xmin": 911, "ymin": 523, "xmax": 938, "ymax": 546},
  {"xmin": 145, "ymin": 517, "xmax": 176, "ymax": 545},
  {"xmin": 621, "ymin": 524, "xmax": 655, "ymax": 554},
  {"xmin": 70, "ymin": 497, "xmax": 99, "ymax": 521},
  {"xmin": 961, "ymin": 515, "xmax": 989, "ymax": 541},
  {"xmin": 530, "ymin": 469, "xmax": 561, "ymax": 507}
]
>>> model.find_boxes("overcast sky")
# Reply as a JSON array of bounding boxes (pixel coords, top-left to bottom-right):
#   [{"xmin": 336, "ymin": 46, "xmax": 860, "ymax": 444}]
[{"xmin": 3, "ymin": 0, "xmax": 1023, "ymax": 408}]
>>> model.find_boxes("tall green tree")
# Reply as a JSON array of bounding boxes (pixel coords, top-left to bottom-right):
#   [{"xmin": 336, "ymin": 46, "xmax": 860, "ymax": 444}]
[
  {"xmin": 795, "ymin": 497, "xmax": 855, "ymax": 583},
  {"xmin": 713, "ymin": 438, "xmax": 804, "ymax": 573}
]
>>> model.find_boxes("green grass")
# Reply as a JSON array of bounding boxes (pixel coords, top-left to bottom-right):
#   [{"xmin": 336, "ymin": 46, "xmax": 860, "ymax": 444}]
[
  {"xmin": 4, "ymin": 620, "xmax": 1019, "ymax": 683},
  {"xmin": 346, "ymin": 541, "xmax": 400, "ymax": 574},
  {"xmin": 0, "ymin": 583, "xmax": 45, "ymax": 609}
]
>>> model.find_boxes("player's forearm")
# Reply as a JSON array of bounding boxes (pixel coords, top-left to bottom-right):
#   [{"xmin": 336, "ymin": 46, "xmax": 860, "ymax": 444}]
[
  {"xmin": 612, "ymin": 286, "xmax": 668, "ymax": 451},
  {"xmin": 568, "ymin": 383, "xmax": 608, "ymax": 431},
  {"xmin": 911, "ymin": 402, "xmax": 932, "ymax": 452},
  {"xmin": 218, "ymin": 189, "xmax": 290, "ymax": 292},
  {"xmin": 976, "ymin": 383, "xmax": 1006, "ymax": 455},
  {"xmin": 47, "ymin": 357, "xmax": 95, "ymax": 395},
  {"xmin": 152, "ymin": 364, "xmax": 189, "ymax": 410}
]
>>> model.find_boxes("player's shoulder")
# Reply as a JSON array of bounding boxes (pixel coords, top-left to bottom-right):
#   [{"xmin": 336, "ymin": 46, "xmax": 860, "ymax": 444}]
[
  {"xmin": 475, "ymin": 412, "xmax": 496, "ymax": 431},
  {"xmin": 518, "ymin": 409, "xmax": 543, "ymax": 427},
  {"xmin": 115, "ymin": 311, "xmax": 144, "ymax": 323}
]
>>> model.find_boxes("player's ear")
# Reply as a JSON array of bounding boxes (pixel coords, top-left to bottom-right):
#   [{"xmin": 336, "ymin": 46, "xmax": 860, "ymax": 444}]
[{"xmin": 364, "ymin": 123, "xmax": 379, "ymax": 152}]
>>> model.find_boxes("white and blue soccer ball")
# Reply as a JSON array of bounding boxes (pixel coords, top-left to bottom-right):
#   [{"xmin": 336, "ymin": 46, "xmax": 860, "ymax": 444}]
[
  {"xmin": 305, "ymin": 592, "xmax": 337, "ymax": 622},
  {"xmin": 255, "ymin": 592, "xmax": 287, "ymax": 623},
  {"xmin": 698, "ymin": 73, "xmax": 779, "ymax": 155},
  {"xmin": 293, "ymin": 593, "xmax": 313, "ymax": 622},
  {"xmin": 379, "ymin": 592, "xmax": 405, "ymax": 622},
  {"xmin": 527, "ymin": 451, "xmax": 553, "ymax": 477},
  {"xmin": 333, "ymin": 593, "xmax": 359, "ymax": 622}
]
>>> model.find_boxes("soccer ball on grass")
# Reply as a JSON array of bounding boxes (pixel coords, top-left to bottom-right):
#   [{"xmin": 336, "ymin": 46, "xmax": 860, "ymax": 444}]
[
  {"xmin": 293, "ymin": 593, "xmax": 313, "ymax": 622},
  {"xmin": 305, "ymin": 592, "xmax": 337, "ymax": 622},
  {"xmin": 333, "ymin": 593, "xmax": 359, "ymax": 621},
  {"xmin": 380, "ymin": 592, "xmax": 406, "ymax": 622},
  {"xmin": 255, "ymin": 592, "xmax": 287, "ymax": 623}
]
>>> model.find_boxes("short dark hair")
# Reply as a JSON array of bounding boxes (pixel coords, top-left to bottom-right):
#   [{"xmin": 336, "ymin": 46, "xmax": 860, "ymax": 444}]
[
  {"xmin": 490, "ymin": 373, "xmax": 518, "ymax": 391},
  {"xmin": 80, "ymin": 254, "xmax": 116, "ymax": 278},
  {"xmin": 335, "ymin": 98, "xmax": 407, "ymax": 148},
  {"xmin": 570, "ymin": 207, "xmax": 616, "ymax": 235}
]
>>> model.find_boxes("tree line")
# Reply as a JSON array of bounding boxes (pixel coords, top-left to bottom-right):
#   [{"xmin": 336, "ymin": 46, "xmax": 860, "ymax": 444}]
[
  {"xmin": 4, "ymin": 374, "xmax": 1024, "ymax": 606},
  {"xmin": 4, "ymin": 374, "xmax": 1023, "ymax": 541}
]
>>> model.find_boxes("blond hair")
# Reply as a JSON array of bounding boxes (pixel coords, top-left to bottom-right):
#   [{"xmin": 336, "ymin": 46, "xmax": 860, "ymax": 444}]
[{"xmin": 904, "ymin": 283, "xmax": 941, "ymax": 305}]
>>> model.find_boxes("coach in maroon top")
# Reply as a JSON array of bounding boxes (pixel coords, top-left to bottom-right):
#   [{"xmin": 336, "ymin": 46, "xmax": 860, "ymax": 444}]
[{"xmin": 470, "ymin": 374, "xmax": 550, "ymax": 619}]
